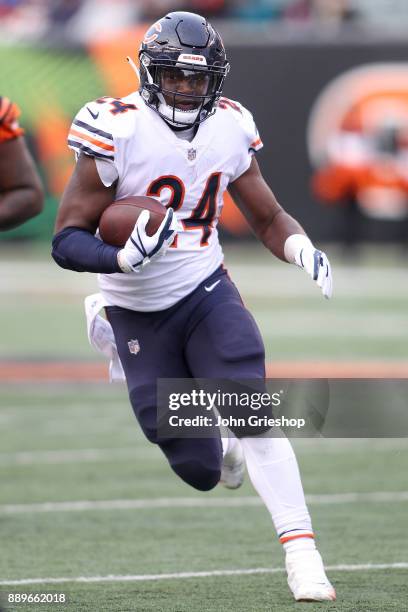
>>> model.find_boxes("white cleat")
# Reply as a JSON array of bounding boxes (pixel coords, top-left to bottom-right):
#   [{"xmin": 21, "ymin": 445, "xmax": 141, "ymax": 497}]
[
  {"xmin": 219, "ymin": 438, "xmax": 245, "ymax": 489},
  {"xmin": 285, "ymin": 549, "xmax": 336, "ymax": 602}
]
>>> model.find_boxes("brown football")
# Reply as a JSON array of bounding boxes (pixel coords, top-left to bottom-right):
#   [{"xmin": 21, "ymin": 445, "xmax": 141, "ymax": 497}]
[{"xmin": 99, "ymin": 196, "xmax": 167, "ymax": 247}]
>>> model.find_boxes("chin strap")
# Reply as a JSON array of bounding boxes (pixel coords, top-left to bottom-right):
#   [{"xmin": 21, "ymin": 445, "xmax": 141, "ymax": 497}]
[
  {"xmin": 158, "ymin": 101, "xmax": 199, "ymax": 126},
  {"xmin": 133, "ymin": 54, "xmax": 208, "ymax": 126}
]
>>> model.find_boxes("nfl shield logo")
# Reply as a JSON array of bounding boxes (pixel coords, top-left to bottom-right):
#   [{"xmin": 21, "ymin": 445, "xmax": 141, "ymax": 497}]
[
  {"xmin": 187, "ymin": 148, "xmax": 196, "ymax": 161},
  {"xmin": 128, "ymin": 339, "xmax": 140, "ymax": 355}
]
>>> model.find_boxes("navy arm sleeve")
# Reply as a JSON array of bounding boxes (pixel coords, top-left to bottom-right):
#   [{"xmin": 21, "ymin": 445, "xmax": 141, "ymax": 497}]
[{"xmin": 52, "ymin": 226, "xmax": 122, "ymax": 273}]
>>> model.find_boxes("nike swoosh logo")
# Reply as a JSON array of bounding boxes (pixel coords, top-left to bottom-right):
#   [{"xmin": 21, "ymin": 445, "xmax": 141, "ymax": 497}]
[
  {"xmin": 87, "ymin": 107, "xmax": 99, "ymax": 120},
  {"xmin": 204, "ymin": 280, "xmax": 221, "ymax": 292}
]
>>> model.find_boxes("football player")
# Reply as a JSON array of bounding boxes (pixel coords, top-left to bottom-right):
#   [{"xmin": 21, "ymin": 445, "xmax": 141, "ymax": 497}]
[
  {"xmin": 0, "ymin": 97, "xmax": 43, "ymax": 230},
  {"xmin": 52, "ymin": 11, "xmax": 334, "ymax": 602}
]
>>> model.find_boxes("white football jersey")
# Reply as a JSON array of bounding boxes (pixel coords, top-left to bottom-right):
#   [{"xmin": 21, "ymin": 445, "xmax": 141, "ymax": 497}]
[{"xmin": 68, "ymin": 92, "xmax": 263, "ymax": 311}]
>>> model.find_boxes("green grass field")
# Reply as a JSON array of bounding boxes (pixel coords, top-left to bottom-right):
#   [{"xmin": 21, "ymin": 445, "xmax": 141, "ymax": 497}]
[
  {"xmin": 1, "ymin": 385, "xmax": 408, "ymax": 611},
  {"xmin": 1, "ymin": 244, "xmax": 407, "ymax": 611}
]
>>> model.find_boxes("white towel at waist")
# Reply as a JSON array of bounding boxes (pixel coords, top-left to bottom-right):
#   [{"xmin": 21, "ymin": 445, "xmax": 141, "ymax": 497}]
[{"xmin": 84, "ymin": 293, "xmax": 125, "ymax": 383}]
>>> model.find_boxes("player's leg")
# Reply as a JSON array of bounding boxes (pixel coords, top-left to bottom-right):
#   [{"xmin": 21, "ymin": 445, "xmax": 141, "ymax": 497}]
[
  {"xmin": 106, "ymin": 305, "xmax": 222, "ymax": 491},
  {"xmin": 184, "ymin": 271, "xmax": 335, "ymax": 601},
  {"xmin": 184, "ymin": 273, "xmax": 312, "ymax": 524}
]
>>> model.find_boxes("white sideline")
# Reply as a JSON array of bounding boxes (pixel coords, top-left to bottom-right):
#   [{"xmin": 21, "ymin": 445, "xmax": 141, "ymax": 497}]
[
  {"xmin": 1, "ymin": 491, "xmax": 408, "ymax": 514},
  {"xmin": 1, "ymin": 563, "xmax": 407, "ymax": 587}
]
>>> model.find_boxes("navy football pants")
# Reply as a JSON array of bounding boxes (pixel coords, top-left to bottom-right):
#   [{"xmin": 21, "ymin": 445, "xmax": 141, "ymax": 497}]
[{"xmin": 106, "ymin": 266, "xmax": 266, "ymax": 491}]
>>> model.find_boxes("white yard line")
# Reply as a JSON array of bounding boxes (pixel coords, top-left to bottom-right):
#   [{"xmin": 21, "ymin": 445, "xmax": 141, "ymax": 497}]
[
  {"xmin": 2, "ymin": 491, "xmax": 408, "ymax": 515},
  {"xmin": 0, "ymin": 447, "xmax": 143, "ymax": 466},
  {"xmin": 1, "ymin": 562, "xmax": 407, "ymax": 587},
  {"xmin": 1, "ymin": 439, "xmax": 406, "ymax": 465}
]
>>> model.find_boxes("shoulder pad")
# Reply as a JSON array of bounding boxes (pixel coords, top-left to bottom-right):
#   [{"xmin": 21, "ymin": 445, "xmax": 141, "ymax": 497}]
[
  {"xmin": 218, "ymin": 97, "xmax": 263, "ymax": 153},
  {"xmin": 68, "ymin": 98, "xmax": 116, "ymax": 161},
  {"xmin": 68, "ymin": 94, "xmax": 139, "ymax": 160}
]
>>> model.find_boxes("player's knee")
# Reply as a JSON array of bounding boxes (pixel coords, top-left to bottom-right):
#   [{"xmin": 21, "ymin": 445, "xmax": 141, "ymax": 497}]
[
  {"xmin": 129, "ymin": 388, "xmax": 222, "ymax": 489},
  {"xmin": 171, "ymin": 460, "xmax": 221, "ymax": 491},
  {"xmin": 161, "ymin": 438, "xmax": 222, "ymax": 491}
]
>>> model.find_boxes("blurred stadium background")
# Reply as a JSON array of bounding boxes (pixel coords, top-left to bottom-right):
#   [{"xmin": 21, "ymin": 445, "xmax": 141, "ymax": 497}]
[{"xmin": 1, "ymin": 2, "xmax": 408, "ymax": 611}]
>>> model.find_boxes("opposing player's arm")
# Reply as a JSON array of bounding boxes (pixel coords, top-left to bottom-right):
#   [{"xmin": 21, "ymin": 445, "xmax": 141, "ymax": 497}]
[
  {"xmin": 0, "ymin": 137, "xmax": 44, "ymax": 230},
  {"xmin": 228, "ymin": 157, "xmax": 333, "ymax": 298}
]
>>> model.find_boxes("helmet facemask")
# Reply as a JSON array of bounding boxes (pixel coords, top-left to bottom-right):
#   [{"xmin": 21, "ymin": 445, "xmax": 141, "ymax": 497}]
[{"xmin": 139, "ymin": 53, "xmax": 229, "ymax": 127}]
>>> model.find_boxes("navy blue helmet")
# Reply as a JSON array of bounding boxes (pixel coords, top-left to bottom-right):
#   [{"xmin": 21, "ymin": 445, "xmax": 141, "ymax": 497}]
[{"xmin": 138, "ymin": 12, "xmax": 230, "ymax": 127}]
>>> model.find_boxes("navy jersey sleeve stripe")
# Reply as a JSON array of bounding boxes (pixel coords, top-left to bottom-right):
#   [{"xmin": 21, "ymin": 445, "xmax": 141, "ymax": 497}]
[
  {"xmin": 67, "ymin": 140, "xmax": 114, "ymax": 161},
  {"xmin": 73, "ymin": 119, "xmax": 113, "ymax": 141}
]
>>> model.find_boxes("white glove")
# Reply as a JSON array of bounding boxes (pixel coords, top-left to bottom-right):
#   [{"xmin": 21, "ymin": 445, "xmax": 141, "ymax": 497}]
[
  {"xmin": 284, "ymin": 234, "xmax": 333, "ymax": 299},
  {"xmin": 117, "ymin": 208, "xmax": 178, "ymax": 273}
]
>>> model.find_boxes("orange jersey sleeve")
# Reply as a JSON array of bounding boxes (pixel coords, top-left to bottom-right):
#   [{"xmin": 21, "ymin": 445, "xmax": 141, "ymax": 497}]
[{"xmin": 0, "ymin": 96, "xmax": 24, "ymax": 143}]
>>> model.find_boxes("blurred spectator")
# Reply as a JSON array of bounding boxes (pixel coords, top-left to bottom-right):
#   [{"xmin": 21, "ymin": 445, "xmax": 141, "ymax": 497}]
[
  {"xmin": 229, "ymin": 0, "xmax": 282, "ymax": 21},
  {"xmin": 0, "ymin": 0, "xmax": 24, "ymax": 18},
  {"xmin": 5, "ymin": 0, "xmax": 408, "ymax": 44},
  {"xmin": 139, "ymin": 0, "xmax": 229, "ymax": 20},
  {"xmin": 139, "ymin": 0, "xmax": 183, "ymax": 21},
  {"xmin": 0, "ymin": 0, "xmax": 49, "ymax": 42},
  {"xmin": 48, "ymin": 0, "xmax": 82, "ymax": 25},
  {"xmin": 354, "ymin": 0, "xmax": 408, "ymax": 28},
  {"xmin": 3, "ymin": 0, "xmax": 408, "ymax": 39},
  {"xmin": 53, "ymin": 0, "xmax": 140, "ymax": 44},
  {"xmin": 283, "ymin": 0, "xmax": 359, "ymax": 24},
  {"xmin": 186, "ymin": 0, "xmax": 228, "ymax": 17},
  {"xmin": 139, "ymin": 0, "xmax": 284, "ymax": 21}
]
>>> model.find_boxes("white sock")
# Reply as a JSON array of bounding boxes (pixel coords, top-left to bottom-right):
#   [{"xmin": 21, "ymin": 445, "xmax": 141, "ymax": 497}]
[
  {"xmin": 283, "ymin": 533, "xmax": 316, "ymax": 554},
  {"xmin": 240, "ymin": 433, "xmax": 316, "ymax": 550},
  {"xmin": 221, "ymin": 435, "xmax": 238, "ymax": 459}
]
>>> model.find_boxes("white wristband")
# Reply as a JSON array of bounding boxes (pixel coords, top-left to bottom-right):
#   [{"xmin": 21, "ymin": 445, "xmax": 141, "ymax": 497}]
[{"xmin": 284, "ymin": 234, "xmax": 314, "ymax": 264}]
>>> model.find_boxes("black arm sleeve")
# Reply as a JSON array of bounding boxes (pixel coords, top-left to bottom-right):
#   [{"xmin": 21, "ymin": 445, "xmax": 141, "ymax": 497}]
[{"xmin": 51, "ymin": 226, "xmax": 122, "ymax": 273}]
